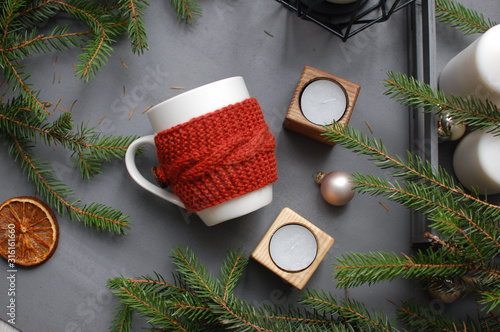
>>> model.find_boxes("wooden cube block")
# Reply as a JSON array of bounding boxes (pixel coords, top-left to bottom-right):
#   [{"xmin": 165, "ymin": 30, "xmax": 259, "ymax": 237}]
[
  {"xmin": 284, "ymin": 66, "xmax": 360, "ymax": 145},
  {"xmin": 251, "ymin": 207, "xmax": 334, "ymax": 289}
]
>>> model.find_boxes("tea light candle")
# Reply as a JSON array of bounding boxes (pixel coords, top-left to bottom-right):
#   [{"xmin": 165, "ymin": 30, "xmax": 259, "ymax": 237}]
[
  {"xmin": 300, "ymin": 79, "xmax": 347, "ymax": 125},
  {"xmin": 453, "ymin": 129, "xmax": 500, "ymax": 195},
  {"xmin": 269, "ymin": 224, "xmax": 318, "ymax": 272},
  {"xmin": 439, "ymin": 24, "xmax": 500, "ymax": 105}
]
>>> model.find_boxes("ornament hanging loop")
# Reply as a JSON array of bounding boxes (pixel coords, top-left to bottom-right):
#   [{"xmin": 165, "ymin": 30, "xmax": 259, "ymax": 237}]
[{"xmin": 314, "ymin": 171, "xmax": 328, "ymax": 184}]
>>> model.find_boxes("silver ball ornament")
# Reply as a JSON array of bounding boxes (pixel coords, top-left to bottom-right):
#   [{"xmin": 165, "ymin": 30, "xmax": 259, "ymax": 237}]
[
  {"xmin": 438, "ymin": 112, "xmax": 466, "ymax": 142},
  {"xmin": 316, "ymin": 171, "xmax": 355, "ymax": 206}
]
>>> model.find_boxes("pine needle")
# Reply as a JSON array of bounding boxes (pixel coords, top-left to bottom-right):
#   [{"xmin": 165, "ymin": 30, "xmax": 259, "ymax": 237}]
[
  {"xmin": 53, "ymin": 97, "xmax": 61, "ymax": 111},
  {"xmin": 365, "ymin": 120, "xmax": 373, "ymax": 134},
  {"xmin": 379, "ymin": 201, "xmax": 389, "ymax": 211},
  {"xmin": 129, "ymin": 106, "xmax": 136, "ymax": 120},
  {"xmin": 69, "ymin": 100, "xmax": 77, "ymax": 112},
  {"xmin": 141, "ymin": 105, "xmax": 152, "ymax": 114},
  {"xmin": 120, "ymin": 57, "xmax": 128, "ymax": 69}
]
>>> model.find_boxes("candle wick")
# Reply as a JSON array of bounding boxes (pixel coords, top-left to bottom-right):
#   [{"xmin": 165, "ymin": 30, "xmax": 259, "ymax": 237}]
[{"xmin": 322, "ymin": 98, "xmax": 337, "ymax": 104}]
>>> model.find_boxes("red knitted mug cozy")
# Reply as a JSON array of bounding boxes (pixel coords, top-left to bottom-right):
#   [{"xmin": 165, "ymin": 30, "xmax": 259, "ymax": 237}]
[{"xmin": 153, "ymin": 97, "xmax": 278, "ymax": 212}]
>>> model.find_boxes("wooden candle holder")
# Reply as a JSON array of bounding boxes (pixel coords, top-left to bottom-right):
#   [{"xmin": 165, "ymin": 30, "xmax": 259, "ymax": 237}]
[
  {"xmin": 251, "ymin": 207, "xmax": 334, "ymax": 289},
  {"xmin": 284, "ymin": 66, "xmax": 360, "ymax": 145}
]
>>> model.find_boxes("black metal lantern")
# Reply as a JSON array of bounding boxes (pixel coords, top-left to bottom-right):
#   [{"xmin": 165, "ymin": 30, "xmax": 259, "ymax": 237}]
[{"xmin": 276, "ymin": 0, "xmax": 416, "ymax": 41}]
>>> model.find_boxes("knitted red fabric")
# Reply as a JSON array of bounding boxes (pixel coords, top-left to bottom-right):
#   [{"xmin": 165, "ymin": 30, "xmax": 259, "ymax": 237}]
[{"xmin": 153, "ymin": 97, "xmax": 277, "ymax": 212}]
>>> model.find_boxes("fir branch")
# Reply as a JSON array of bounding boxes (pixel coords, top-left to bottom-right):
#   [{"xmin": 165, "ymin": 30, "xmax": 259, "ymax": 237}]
[
  {"xmin": 1, "ymin": 53, "xmax": 50, "ymax": 116},
  {"xmin": 1, "ymin": 25, "xmax": 81, "ymax": 57},
  {"xmin": 220, "ymin": 248, "xmax": 247, "ymax": 302},
  {"xmin": 435, "ymin": 0, "xmax": 498, "ymax": 35},
  {"xmin": 322, "ymin": 121, "xmax": 500, "ymax": 213},
  {"xmin": 53, "ymin": 0, "xmax": 118, "ymax": 80},
  {"xmin": 109, "ymin": 247, "xmax": 360, "ymax": 331},
  {"xmin": 0, "ymin": 100, "xmax": 139, "ymax": 179},
  {"xmin": 117, "ymin": 0, "xmax": 149, "ymax": 54},
  {"xmin": 6, "ymin": 134, "xmax": 131, "ymax": 234},
  {"xmin": 170, "ymin": 0, "xmax": 202, "ymax": 24},
  {"xmin": 383, "ymin": 71, "xmax": 500, "ymax": 134},
  {"xmin": 333, "ymin": 250, "xmax": 475, "ymax": 289},
  {"xmin": 352, "ymin": 173, "xmax": 500, "ymax": 262},
  {"xmin": 399, "ymin": 300, "xmax": 467, "ymax": 332},
  {"xmin": 322, "ymin": 122, "xmax": 500, "ymax": 259},
  {"xmin": 1, "ymin": 0, "xmax": 25, "ymax": 47},
  {"xmin": 301, "ymin": 289, "xmax": 396, "ymax": 332},
  {"xmin": 14, "ymin": 0, "xmax": 59, "ymax": 27},
  {"xmin": 171, "ymin": 247, "xmax": 278, "ymax": 332},
  {"xmin": 428, "ymin": 215, "xmax": 484, "ymax": 260},
  {"xmin": 171, "ymin": 246, "xmax": 222, "ymax": 301},
  {"xmin": 479, "ymin": 288, "xmax": 500, "ymax": 314},
  {"xmin": 111, "ymin": 281, "xmax": 190, "ymax": 331},
  {"xmin": 109, "ymin": 303, "xmax": 133, "ymax": 332}
]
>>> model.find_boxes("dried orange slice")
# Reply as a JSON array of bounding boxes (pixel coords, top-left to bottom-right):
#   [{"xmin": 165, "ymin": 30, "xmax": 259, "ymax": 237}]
[{"xmin": 0, "ymin": 196, "xmax": 59, "ymax": 266}]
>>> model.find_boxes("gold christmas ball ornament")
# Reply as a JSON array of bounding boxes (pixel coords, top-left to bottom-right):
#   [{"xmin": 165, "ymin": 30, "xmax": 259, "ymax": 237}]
[
  {"xmin": 427, "ymin": 277, "xmax": 463, "ymax": 304},
  {"xmin": 438, "ymin": 112, "xmax": 466, "ymax": 142},
  {"xmin": 428, "ymin": 287, "xmax": 461, "ymax": 304},
  {"xmin": 315, "ymin": 171, "xmax": 355, "ymax": 206}
]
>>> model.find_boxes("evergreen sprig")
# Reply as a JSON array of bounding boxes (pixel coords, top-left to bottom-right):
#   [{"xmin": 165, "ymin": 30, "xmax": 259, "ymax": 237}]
[
  {"xmin": 5, "ymin": 134, "xmax": 130, "ymax": 234},
  {"xmin": 435, "ymin": 0, "xmax": 498, "ymax": 35},
  {"xmin": 322, "ymin": 121, "xmax": 500, "ymax": 313},
  {"xmin": 108, "ymin": 246, "xmax": 397, "ymax": 331},
  {"xmin": 170, "ymin": 0, "xmax": 202, "ymax": 24},
  {"xmin": 117, "ymin": 0, "xmax": 149, "ymax": 54},
  {"xmin": 300, "ymin": 289, "xmax": 395, "ymax": 332},
  {"xmin": 383, "ymin": 71, "xmax": 500, "ymax": 135},
  {"xmin": 398, "ymin": 300, "xmax": 490, "ymax": 332},
  {"xmin": 0, "ymin": 1, "xmax": 203, "ymax": 233}
]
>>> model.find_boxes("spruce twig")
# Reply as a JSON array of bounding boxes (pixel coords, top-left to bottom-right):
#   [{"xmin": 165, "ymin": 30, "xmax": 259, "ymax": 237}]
[
  {"xmin": 170, "ymin": 0, "xmax": 202, "ymax": 23},
  {"xmin": 117, "ymin": 0, "xmax": 149, "ymax": 54},
  {"xmin": 6, "ymin": 134, "xmax": 130, "ymax": 234},
  {"xmin": 108, "ymin": 247, "xmax": 393, "ymax": 331},
  {"xmin": 435, "ymin": 0, "xmax": 498, "ymax": 35},
  {"xmin": 323, "ymin": 122, "xmax": 499, "ymax": 313},
  {"xmin": 383, "ymin": 71, "xmax": 500, "ymax": 134}
]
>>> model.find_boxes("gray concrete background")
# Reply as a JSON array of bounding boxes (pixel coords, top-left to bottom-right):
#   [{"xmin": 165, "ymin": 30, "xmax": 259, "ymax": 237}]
[{"xmin": 0, "ymin": 1, "xmax": 498, "ymax": 331}]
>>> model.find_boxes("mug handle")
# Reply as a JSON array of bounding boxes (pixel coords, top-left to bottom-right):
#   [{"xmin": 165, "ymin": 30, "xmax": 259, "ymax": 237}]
[{"xmin": 125, "ymin": 135, "xmax": 185, "ymax": 209}]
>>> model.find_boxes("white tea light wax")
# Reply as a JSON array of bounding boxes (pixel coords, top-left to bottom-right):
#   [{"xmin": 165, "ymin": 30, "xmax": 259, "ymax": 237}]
[
  {"xmin": 300, "ymin": 79, "xmax": 347, "ymax": 125},
  {"xmin": 269, "ymin": 224, "xmax": 318, "ymax": 272},
  {"xmin": 453, "ymin": 130, "xmax": 500, "ymax": 195}
]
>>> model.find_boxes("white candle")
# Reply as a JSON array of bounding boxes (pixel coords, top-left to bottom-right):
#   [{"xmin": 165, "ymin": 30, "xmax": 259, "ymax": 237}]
[
  {"xmin": 439, "ymin": 24, "xmax": 500, "ymax": 106},
  {"xmin": 269, "ymin": 224, "xmax": 318, "ymax": 272},
  {"xmin": 300, "ymin": 79, "xmax": 347, "ymax": 125},
  {"xmin": 453, "ymin": 129, "xmax": 500, "ymax": 194}
]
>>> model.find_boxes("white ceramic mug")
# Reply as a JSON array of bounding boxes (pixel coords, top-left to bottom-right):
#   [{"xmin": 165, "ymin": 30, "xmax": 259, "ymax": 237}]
[
  {"xmin": 125, "ymin": 77, "xmax": 274, "ymax": 226},
  {"xmin": 453, "ymin": 129, "xmax": 500, "ymax": 195}
]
